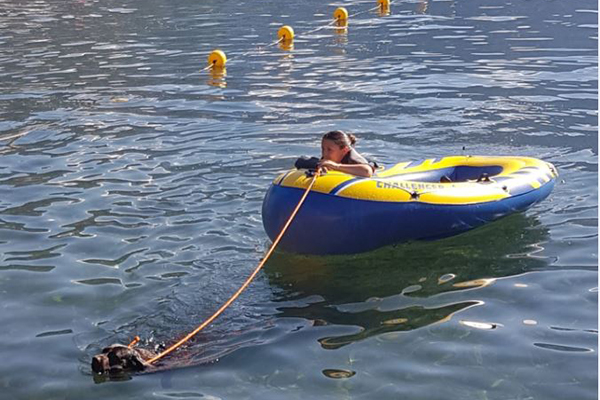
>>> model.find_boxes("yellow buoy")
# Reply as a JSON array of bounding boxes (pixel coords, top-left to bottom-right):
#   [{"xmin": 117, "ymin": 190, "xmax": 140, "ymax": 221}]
[
  {"xmin": 333, "ymin": 7, "xmax": 348, "ymax": 22},
  {"xmin": 377, "ymin": 0, "xmax": 391, "ymax": 8},
  {"xmin": 207, "ymin": 50, "xmax": 227, "ymax": 68},
  {"xmin": 378, "ymin": 0, "xmax": 391, "ymax": 15},
  {"xmin": 278, "ymin": 25, "xmax": 295, "ymax": 42}
]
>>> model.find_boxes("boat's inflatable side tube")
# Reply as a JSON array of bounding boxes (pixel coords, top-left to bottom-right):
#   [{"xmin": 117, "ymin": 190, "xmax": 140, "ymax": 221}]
[{"xmin": 262, "ymin": 178, "xmax": 554, "ymax": 255}]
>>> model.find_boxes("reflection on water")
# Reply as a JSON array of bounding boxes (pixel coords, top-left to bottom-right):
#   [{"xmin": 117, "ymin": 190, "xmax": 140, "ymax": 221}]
[
  {"xmin": 316, "ymin": 301, "xmax": 482, "ymax": 350},
  {"xmin": 266, "ymin": 214, "xmax": 549, "ymax": 302},
  {"xmin": 264, "ymin": 214, "xmax": 549, "ymax": 349},
  {"xmin": 207, "ymin": 68, "xmax": 227, "ymax": 89}
]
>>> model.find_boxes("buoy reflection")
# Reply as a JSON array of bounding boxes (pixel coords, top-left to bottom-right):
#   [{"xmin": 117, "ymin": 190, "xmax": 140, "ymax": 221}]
[
  {"xmin": 207, "ymin": 67, "xmax": 227, "ymax": 88},
  {"xmin": 279, "ymin": 41, "xmax": 294, "ymax": 51}
]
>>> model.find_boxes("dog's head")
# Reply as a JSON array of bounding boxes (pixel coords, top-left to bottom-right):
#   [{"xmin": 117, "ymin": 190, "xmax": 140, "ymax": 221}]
[{"xmin": 91, "ymin": 344, "xmax": 154, "ymax": 375}]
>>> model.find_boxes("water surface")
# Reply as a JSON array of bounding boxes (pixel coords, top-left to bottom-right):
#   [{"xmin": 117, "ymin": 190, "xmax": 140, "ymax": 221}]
[{"xmin": 0, "ymin": 0, "xmax": 597, "ymax": 399}]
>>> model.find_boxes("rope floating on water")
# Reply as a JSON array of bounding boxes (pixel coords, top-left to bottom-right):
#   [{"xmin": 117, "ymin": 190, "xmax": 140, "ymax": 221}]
[
  {"xmin": 146, "ymin": 0, "xmax": 393, "ymax": 366},
  {"xmin": 141, "ymin": 169, "xmax": 321, "ymax": 365}
]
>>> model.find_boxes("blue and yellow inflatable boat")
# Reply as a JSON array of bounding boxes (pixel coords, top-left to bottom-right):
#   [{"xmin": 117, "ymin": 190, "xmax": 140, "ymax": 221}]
[{"xmin": 262, "ymin": 156, "xmax": 557, "ymax": 255}]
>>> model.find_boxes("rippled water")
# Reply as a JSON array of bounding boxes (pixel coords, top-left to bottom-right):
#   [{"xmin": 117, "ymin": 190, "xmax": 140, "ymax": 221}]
[{"xmin": 0, "ymin": 0, "xmax": 597, "ymax": 399}]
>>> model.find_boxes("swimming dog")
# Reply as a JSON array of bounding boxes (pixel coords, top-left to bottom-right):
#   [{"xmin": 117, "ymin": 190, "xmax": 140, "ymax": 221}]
[{"xmin": 91, "ymin": 344, "xmax": 157, "ymax": 375}]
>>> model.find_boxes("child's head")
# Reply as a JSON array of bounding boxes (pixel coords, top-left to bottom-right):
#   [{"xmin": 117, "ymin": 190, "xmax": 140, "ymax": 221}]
[{"xmin": 321, "ymin": 130, "xmax": 356, "ymax": 162}]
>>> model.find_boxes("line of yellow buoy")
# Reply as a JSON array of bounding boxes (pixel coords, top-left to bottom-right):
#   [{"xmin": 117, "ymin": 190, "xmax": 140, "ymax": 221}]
[{"xmin": 204, "ymin": 1, "xmax": 391, "ymax": 72}]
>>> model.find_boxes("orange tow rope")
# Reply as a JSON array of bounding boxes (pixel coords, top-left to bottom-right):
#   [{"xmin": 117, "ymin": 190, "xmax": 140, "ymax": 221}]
[{"xmin": 143, "ymin": 169, "xmax": 321, "ymax": 365}]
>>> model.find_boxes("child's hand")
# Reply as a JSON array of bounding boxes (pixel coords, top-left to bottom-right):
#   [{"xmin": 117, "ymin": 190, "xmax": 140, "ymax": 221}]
[{"xmin": 317, "ymin": 159, "xmax": 339, "ymax": 173}]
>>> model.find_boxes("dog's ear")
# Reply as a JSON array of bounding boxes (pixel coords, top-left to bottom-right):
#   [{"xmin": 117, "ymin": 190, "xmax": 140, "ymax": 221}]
[
  {"xmin": 107, "ymin": 349, "xmax": 126, "ymax": 367},
  {"xmin": 112, "ymin": 346, "xmax": 133, "ymax": 361}
]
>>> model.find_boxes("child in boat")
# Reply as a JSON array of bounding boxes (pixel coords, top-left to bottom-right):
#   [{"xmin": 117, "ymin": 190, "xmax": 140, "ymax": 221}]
[{"xmin": 317, "ymin": 130, "xmax": 376, "ymax": 177}]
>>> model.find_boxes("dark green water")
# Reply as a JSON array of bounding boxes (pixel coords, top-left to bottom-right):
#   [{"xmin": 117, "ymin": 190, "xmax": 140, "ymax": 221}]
[{"xmin": 0, "ymin": 0, "xmax": 597, "ymax": 399}]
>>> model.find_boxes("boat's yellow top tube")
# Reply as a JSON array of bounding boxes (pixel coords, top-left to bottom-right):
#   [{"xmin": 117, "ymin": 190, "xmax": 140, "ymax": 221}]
[{"xmin": 273, "ymin": 155, "xmax": 557, "ymax": 205}]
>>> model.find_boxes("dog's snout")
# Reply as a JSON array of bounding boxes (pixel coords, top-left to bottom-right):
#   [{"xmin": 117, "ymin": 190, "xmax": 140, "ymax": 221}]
[{"xmin": 91, "ymin": 354, "xmax": 110, "ymax": 374}]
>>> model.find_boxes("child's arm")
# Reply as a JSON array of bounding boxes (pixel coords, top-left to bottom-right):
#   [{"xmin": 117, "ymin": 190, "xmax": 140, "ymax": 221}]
[{"xmin": 318, "ymin": 160, "xmax": 373, "ymax": 177}]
